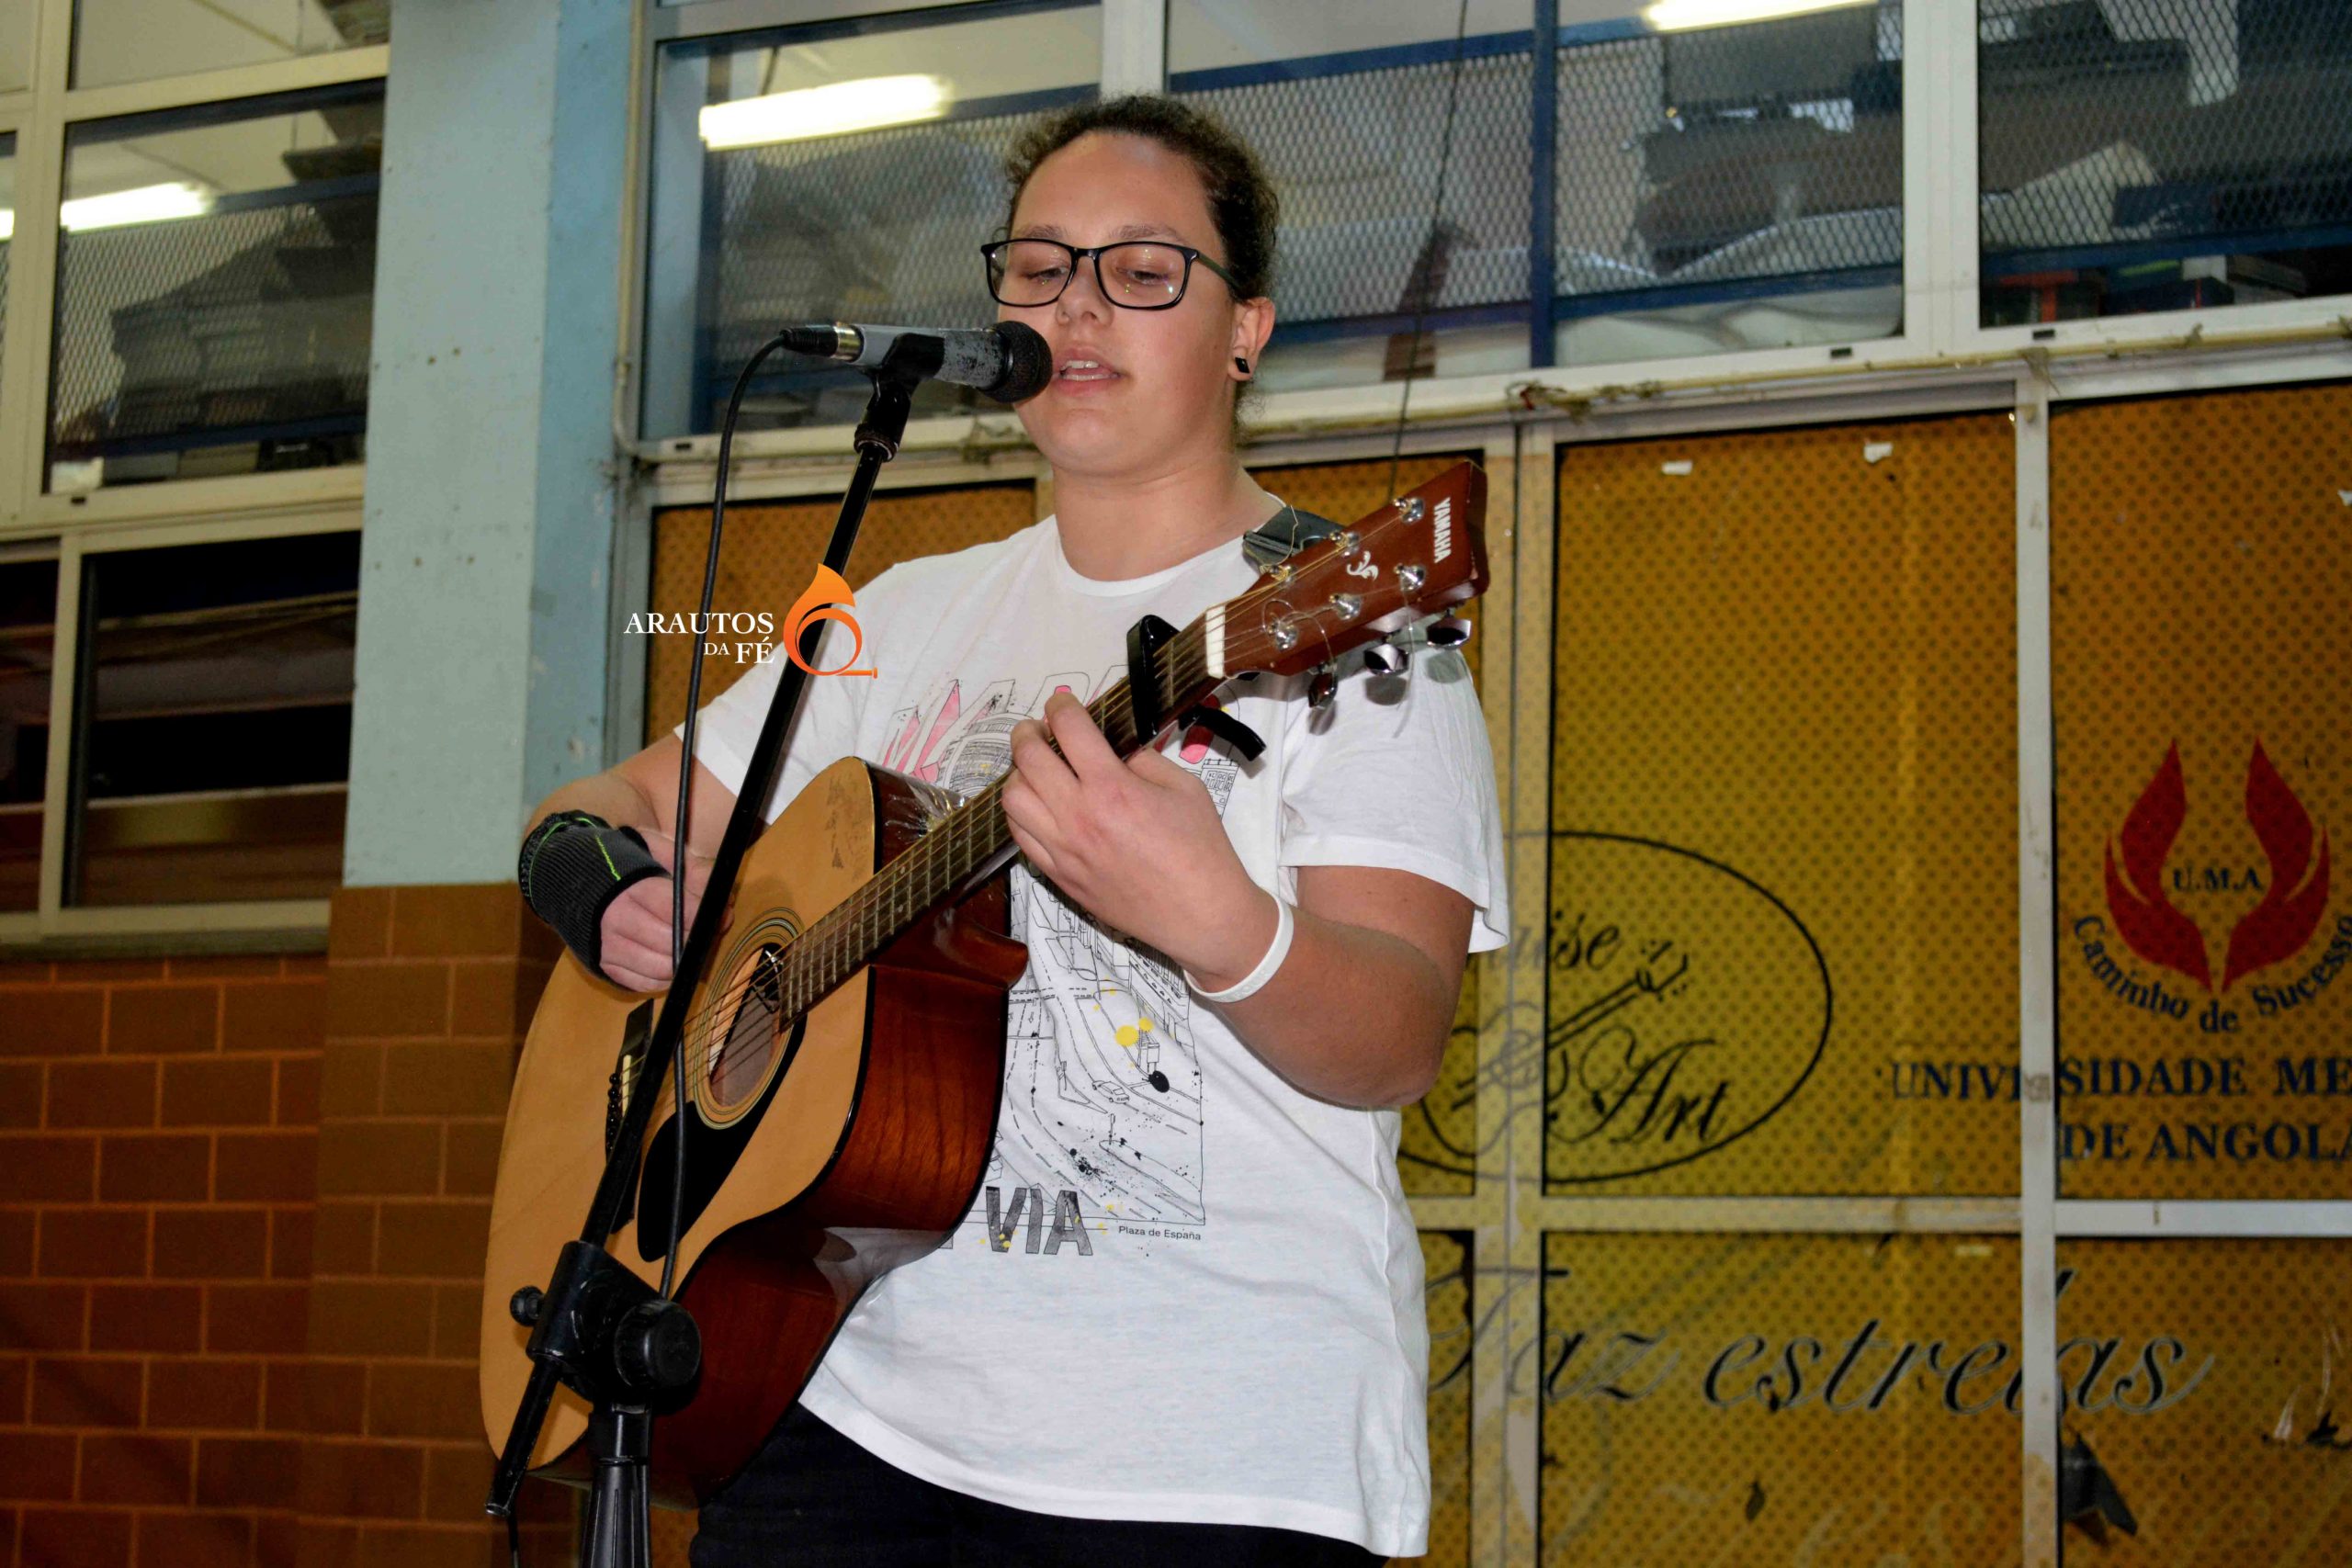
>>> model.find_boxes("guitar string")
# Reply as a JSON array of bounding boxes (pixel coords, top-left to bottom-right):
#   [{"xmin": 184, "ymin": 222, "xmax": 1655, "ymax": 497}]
[
  {"xmin": 652, "ymin": 493, "xmax": 1457, "ymax": 1108},
  {"xmin": 662, "ymin": 608, "xmax": 1301, "ymax": 1108},
  {"xmin": 662, "ymin": 625, "xmax": 1211, "ymax": 1105}
]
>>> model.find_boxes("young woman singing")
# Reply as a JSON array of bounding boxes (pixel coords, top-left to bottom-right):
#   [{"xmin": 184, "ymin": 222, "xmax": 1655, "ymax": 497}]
[{"xmin": 520, "ymin": 93, "xmax": 1509, "ymax": 1567}]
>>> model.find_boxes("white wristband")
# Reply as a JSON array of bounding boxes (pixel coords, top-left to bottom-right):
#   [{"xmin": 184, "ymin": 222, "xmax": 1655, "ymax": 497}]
[{"xmin": 1184, "ymin": 896, "xmax": 1295, "ymax": 1004}]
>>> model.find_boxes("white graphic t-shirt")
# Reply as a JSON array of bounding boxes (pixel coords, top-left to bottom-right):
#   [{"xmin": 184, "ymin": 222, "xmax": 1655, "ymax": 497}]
[{"xmin": 674, "ymin": 506, "xmax": 1509, "ymax": 1558}]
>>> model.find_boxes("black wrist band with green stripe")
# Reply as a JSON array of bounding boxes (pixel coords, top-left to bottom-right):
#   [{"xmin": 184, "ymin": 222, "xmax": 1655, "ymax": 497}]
[{"xmin": 517, "ymin": 810, "xmax": 665, "ymax": 982}]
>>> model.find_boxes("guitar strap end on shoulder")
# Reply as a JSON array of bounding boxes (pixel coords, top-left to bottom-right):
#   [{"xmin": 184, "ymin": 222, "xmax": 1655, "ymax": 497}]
[{"xmin": 1238, "ymin": 502, "xmax": 1344, "ymax": 573}]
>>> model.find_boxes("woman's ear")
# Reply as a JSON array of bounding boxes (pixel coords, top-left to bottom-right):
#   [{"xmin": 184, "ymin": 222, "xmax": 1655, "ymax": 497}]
[{"xmin": 1228, "ymin": 297, "xmax": 1276, "ymax": 381}]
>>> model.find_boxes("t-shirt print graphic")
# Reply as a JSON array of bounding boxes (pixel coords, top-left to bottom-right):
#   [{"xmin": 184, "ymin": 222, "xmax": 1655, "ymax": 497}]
[{"xmin": 878, "ymin": 662, "xmax": 1242, "ymax": 1255}]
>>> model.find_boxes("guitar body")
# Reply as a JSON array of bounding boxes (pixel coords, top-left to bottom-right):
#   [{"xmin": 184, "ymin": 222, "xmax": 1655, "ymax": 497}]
[{"xmin": 479, "ymin": 755, "xmax": 1027, "ymax": 1506}]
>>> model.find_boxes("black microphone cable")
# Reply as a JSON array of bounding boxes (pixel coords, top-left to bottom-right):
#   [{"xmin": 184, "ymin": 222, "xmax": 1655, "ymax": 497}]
[{"xmin": 662, "ymin": 329, "xmax": 791, "ymax": 1303}]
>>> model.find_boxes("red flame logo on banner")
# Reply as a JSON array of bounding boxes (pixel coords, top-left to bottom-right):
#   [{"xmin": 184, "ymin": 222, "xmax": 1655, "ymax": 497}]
[
  {"xmin": 2103, "ymin": 742, "xmax": 2211, "ymax": 989},
  {"xmin": 2102, "ymin": 740, "xmax": 2331, "ymax": 993},
  {"xmin": 2222, "ymin": 739, "xmax": 2331, "ymax": 990}
]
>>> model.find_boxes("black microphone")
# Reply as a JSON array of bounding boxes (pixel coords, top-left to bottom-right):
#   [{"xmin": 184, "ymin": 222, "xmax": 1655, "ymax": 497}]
[{"xmin": 776, "ymin": 321, "xmax": 1052, "ymax": 403}]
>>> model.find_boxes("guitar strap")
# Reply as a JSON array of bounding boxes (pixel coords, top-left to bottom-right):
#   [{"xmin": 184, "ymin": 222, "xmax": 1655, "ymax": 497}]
[{"xmin": 1239, "ymin": 500, "xmax": 1344, "ymax": 572}]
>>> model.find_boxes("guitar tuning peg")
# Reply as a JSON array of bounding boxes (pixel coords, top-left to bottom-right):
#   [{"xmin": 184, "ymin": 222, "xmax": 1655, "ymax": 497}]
[
  {"xmin": 1363, "ymin": 639, "xmax": 1408, "ymax": 677},
  {"xmin": 1307, "ymin": 664, "xmax": 1338, "ymax": 710},
  {"xmin": 1426, "ymin": 615, "xmax": 1472, "ymax": 649}
]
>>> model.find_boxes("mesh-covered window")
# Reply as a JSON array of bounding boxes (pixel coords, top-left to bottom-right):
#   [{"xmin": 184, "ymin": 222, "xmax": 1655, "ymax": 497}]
[
  {"xmin": 2050, "ymin": 382, "xmax": 2352, "ymax": 1201},
  {"xmin": 1552, "ymin": 415, "xmax": 2018, "ymax": 1199},
  {"xmin": 1168, "ymin": 2, "xmax": 1539, "ymax": 390},
  {"xmin": 73, "ymin": 0, "xmax": 390, "ymax": 90},
  {"xmin": 1553, "ymin": 3, "xmax": 1904, "ymax": 364},
  {"xmin": 640, "ymin": 4, "xmax": 1102, "ymax": 438},
  {"xmin": 1163, "ymin": 1, "xmax": 1903, "ymax": 392},
  {"xmin": 1980, "ymin": 0, "xmax": 2352, "ymax": 325},
  {"xmin": 50, "ymin": 83, "xmax": 382, "ymax": 495},
  {"xmin": 69, "ymin": 531, "xmax": 357, "ymax": 908}
]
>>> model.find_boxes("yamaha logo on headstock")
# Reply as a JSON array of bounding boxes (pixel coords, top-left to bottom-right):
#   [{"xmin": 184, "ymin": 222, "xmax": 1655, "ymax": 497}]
[{"xmin": 1433, "ymin": 496, "xmax": 1453, "ymax": 564}]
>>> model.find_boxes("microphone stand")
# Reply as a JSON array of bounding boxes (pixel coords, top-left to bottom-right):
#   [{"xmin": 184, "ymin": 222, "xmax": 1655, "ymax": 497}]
[{"xmin": 486, "ymin": 346, "xmax": 929, "ymax": 1567}]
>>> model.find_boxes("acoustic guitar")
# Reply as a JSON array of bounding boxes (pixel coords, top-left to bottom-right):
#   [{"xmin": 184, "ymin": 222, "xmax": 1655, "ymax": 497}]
[{"xmin": 480, "ymin": 461, "xmax": 1488, "ymax": 1506}]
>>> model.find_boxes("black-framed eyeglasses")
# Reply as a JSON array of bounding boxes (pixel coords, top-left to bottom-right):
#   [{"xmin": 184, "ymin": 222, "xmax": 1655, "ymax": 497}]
[{"xmin": 982, "ymin": 238, "xmax": 1241, "ymax": 310}]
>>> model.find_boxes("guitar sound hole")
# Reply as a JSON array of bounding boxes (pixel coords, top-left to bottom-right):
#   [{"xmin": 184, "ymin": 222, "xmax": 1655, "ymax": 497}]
[{"xmin": 710, "ymin": 943, "xmax": 786, "ymax": 1108}]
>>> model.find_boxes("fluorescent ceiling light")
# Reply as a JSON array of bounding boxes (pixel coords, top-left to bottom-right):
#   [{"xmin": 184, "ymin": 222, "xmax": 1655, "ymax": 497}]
[
  {"xmin": 699, "ymin": 74, "xmax": 951, "ymax": 150},
  {"xmin": 1645, "ymin": 0, "xmax": 1876, "ymax": 28},
  {"xmin": 62, "ymin": 181, "xmax": 213, "ymax": 231}
]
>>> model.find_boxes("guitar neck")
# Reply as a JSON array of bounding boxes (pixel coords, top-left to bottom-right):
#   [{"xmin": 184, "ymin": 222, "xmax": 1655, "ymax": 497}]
[{"xmin": 774, "ymin": 615, "xmax": 1219, "ymax": 1021}]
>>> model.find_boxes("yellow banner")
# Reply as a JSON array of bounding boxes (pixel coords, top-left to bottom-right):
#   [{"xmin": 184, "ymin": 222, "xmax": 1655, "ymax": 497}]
[
  {"xmin": 2054, "ymin": 1238, "xmax": 2352, "ymax": 1562},
  {"xmin": 1551, "ymin": 417, "xmax": 2018, "ymax": 1195},
  {"xmin": 2052, "ymin": 384, "xmax": 2352, "ymax": 1199},
  {"xmin": 1540, "ymin": 1233, "xmax": 2021, "ymax": 1565}
]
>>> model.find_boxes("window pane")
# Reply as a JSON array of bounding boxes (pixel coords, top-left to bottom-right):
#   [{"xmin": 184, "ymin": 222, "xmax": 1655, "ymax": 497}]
[
  {"xmin": 51, "ymin": 84, "xmax": 382, "ymax": 494},
  {"xmin": 0, "ymin": 552, "xmax": 59, "ymax": 914},
  {"xmin": 1168, "ymin": 0, "xmax": 1901, "ymax": 391},
  {"xmin": 1552, "ymin": 1, "xmax": 1903, "ymax": 365},
  {"xmin": 1170, "ymin": 1, "xmax": 1537, "ymax": 391},
  {"xmin": 70, "ymin": 532, "xmax": 356, "ymax": 907},
  {"xmin": 73, "ymin": 0, "xmax": 390, "ymax": 90},
  {"xmin": 2051, "ymin": 383, "xmax": 2352, "ymax": 1201},
  {"xmin": 640, "ymin": 6, "xmax": 1101, "ymax": 438},
  {"xmin": 2057, "ymin": 1240, "xmax": 2352, "ymax": 1559},
  {"xmin": 1980, "ymin": 0, "xmax": 2352, "ymax": 326},
  {"xmin": 1541, "ymin": 1233, "xmax": 2019, "ymax": 1562}
]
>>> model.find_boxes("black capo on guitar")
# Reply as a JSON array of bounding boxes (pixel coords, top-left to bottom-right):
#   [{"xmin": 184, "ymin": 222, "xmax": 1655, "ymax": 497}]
[{"xmin": 1125, "ymin": 614, "xmax": 1266, "ymax": 761}]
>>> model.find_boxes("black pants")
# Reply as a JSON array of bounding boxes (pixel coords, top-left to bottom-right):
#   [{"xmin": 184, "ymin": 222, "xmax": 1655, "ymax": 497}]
[{"xmin": 689, "ymin": 1401, "xmax": 1389, "ymax": 1567}]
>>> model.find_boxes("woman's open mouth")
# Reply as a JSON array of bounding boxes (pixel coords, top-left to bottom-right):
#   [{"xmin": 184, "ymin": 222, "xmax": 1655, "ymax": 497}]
[{"xmin": 1054, "ymin": 353, "xmax": 1123, "ymax": 388}]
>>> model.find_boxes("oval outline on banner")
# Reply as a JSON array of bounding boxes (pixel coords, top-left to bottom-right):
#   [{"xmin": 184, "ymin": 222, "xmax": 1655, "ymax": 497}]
[{"xmin": 1547, "ymin": 831, "xmax": 1834, "ymax": 1184}]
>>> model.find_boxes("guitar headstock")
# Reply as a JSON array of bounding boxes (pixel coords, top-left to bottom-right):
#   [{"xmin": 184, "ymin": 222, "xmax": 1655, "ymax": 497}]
[{"xmin": 1213, "ymin": 461, "xmax": 1487, "ymax": 681}]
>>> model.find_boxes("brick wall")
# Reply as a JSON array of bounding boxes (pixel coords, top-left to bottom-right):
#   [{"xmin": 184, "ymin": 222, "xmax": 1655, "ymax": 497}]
[
  {"xmin": 2, "ymin": 884, "xmax": 574, "ymax": 1567},
  {"xmin": 294, "ymin": 886, "xmax": 570, "ymax": 1566},
  {"xmin": 1, "ymin": 951, "xmax": 323, "ymax": 1567}
]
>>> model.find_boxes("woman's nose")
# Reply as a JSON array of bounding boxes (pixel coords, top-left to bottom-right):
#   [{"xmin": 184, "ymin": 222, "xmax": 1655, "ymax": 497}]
[{"xmin": 1055, "ymin": 258, "xmax": 1114, "ymax": 323}]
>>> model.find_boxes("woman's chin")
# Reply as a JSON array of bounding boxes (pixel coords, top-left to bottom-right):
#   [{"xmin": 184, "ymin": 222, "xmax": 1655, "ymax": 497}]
[{"xmin": 1029, "ymin": 412, "xmax": 1154, "ymax": 473}]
